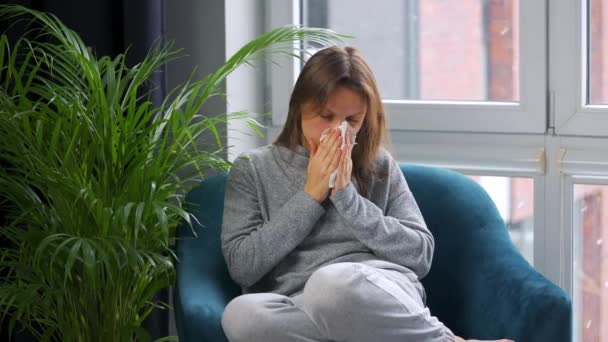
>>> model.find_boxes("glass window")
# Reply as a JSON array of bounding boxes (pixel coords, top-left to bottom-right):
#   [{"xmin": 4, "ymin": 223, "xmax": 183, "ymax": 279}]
[
  {"xmin": 467, "ymin": 175, "xmax": 534, "ymax": 264},
  {"xmin": 573, "ymin": 184, "xmax": 608, "ymax": 342},
  {"xmin": 588, "ymin": 0, "xmax": 608, "ymax": 105},
  {"xmin": 302, "ymin": 0, "xmax": 520, "ymax": 102}
]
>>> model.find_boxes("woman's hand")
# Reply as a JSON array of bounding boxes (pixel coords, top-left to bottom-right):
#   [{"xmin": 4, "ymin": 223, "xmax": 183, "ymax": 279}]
[
  {"xmin": 332, "ymin": 132, "xmax": 353, "ymax": 195},
  {"xmin": 304, "ymin": 128, "xmax": 342, "ymax": 203}
]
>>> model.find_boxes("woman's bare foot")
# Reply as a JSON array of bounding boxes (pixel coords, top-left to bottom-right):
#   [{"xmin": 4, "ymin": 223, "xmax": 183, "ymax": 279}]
[{"xmin": 456, "ymin": 337, "xmax": 514, "ymax": 342}]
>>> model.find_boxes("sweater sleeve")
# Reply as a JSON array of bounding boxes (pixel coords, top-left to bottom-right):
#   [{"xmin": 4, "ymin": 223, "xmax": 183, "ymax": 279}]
[
  {"xmin": 329, "ymin": 158, "xmax": 435, "ymax": 278},
  {"xmin": 221, "ymin": 155, "xmax": 325, "ymax": 287}
]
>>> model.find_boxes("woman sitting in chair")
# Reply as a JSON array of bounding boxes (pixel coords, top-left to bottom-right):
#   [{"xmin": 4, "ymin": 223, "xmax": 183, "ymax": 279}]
[{"xmin": 220, "ymin": 46, "xmax": 512, "ymax": 342}]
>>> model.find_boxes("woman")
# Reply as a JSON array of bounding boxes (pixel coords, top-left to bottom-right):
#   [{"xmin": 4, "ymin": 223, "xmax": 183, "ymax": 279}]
[{"xmin": 220, "ymin": 46, "xmax": 512, "ymax": 342}]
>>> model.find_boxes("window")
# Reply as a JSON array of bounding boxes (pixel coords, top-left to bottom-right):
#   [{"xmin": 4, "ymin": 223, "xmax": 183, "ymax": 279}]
[
  {"xmin": 588, "ymin": 0, "xmax": 608, "ymax": 105},
  {"xmin": 559, "ymin": 146, "xmax": 608, "ymax": 342},
  {"xmin": 553, "ymin": 0, "xmax": 608, "ymax": 136},
  {"xmin": 268, "ymin": 0, "xmax": 545, "ymax": 132},
  {"xmin": 573, "ymin": 183, "xmax": 608, "ymax": 342},
  {"xmin": 468, "ymin": 175, "xmax": 534, "ymax": 264},
  {"xmin": 304, "ymin": 0, "xmax": 519, "ymax": 102}
]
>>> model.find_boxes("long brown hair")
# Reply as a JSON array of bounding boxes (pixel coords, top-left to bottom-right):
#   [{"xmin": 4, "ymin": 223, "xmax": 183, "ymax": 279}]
[{"xmin": 275, "ymin": 46, "xmax": 388, "ymax": 197}]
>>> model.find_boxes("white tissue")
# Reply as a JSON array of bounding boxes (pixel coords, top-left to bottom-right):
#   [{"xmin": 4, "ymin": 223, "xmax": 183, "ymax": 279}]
[{"xmin": 319, "ymin": 120, "xmax": 357, "ymax": 188}]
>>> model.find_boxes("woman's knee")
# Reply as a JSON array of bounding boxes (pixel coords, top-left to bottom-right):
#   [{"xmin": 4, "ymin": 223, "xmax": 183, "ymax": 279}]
[
  {"xmin": 222, "ymin": 295, "xmax": 253, "ymax": 341},
  {"xmin": 304, "ymin": 262, "xmax": 369, "ymax": 312},
  {"xmin": 221, "ymin": 294, "xmax": 277, "ymax": 342}
]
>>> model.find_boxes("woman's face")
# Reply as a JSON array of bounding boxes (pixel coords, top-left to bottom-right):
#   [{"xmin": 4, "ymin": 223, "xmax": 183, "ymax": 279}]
[{"xmin": 300, "ymin": 86, "xmax": 366, "ymax": 150}]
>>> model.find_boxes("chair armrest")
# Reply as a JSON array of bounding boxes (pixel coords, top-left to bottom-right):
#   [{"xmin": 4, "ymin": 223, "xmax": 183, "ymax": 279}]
[
  {"xmin": 460, "ymin": 233, "xmax": 571, "ymax": 342},
  {"xmin": 405, "ymin": 165, "xmax": 572, "ymax": 342},
  {"xmin": 174, "ymin": 237, "xmax": 240, "ymax": 342},
  {"xmin": 174, "ymin": 175, "xmax": 241, "ymax": 342}
]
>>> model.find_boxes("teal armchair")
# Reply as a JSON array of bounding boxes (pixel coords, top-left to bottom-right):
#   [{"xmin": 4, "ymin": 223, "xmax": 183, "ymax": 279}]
[{"xmin": 174, "ymin": 165, "xmax": 571, "ymax": 342}]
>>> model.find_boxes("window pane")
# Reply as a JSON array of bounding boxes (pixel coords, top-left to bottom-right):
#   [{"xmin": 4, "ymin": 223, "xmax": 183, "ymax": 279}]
[
  {"xmin": 588, "ymin": 0, "xmax": 608, "ymax": 105},
  {"xmin": 573, "ymin": 184, "xmax": 608, "ymax": 342},
  {"xmin": 302, "ymin": 0, "xmax": 520, "ymax": 102},
  {"xmin": 466, "ymin": 175, "xmax": 534, "ymax": 264}
]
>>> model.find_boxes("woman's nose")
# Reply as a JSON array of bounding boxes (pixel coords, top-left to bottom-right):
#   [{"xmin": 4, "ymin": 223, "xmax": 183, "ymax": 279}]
[{"xmin": 331, "ymin": 117, "xmax": 344, "ymax": 126}]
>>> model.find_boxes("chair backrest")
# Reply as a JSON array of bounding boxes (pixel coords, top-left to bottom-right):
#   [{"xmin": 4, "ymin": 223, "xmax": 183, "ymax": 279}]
[
  {"xmin": 403, "ymin": 165, "xmax": 570, "ymax": 341},
  {"xmin": 176, "ymin": 172, "xmax": 239, "ymax": 296},
  {"xmin": 174, "ymin": 173, "xmax": 240, "ymax": 342},
  {"xmin": 403, "ymin": 165, "xmax": 524, "ymax": 319}
]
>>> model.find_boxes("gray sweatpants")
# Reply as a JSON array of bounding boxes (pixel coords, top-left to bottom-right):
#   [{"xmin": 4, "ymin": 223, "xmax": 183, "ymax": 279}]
[{"xmin": 221, "ymin": 261, "xmax": 456, "ymax": 342}]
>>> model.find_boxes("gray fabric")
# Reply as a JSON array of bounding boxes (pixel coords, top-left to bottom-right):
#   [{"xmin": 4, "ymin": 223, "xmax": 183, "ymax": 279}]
[
  {"xmin": 221, "ymin": 261, "xmax": 456, "ymax": 342},
  {"xmin": 221, "ymin": 144, "xmax": 434, "ymax": 296}
]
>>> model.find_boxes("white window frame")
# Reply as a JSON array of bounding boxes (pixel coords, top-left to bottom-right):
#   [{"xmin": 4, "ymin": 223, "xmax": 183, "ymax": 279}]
[
  {"xmin": 266, "ymin": 0, "xmax": 300, "ymax": 130},
  {"xmin": 560, "ymin": 142, "xmax": 608, "ymax": 341},
  {"xmin": 552, "ymin": 0, "xmax": 608, "ymax": 136},
  {"xmin": 266, "ymin": 0, "xmax": 547, "ymax": 134}
]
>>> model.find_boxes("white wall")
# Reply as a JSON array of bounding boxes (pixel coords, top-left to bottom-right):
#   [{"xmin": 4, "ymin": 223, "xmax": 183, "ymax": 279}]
[
  {"xmin": 165, "ymin": 1, "xmax": 230, "ymax": 336},
  {"xmin": 225, "ymin": 0, "xmax": 267, "ymax": 161},
  {"xmin": 167, "ymin": 1, "xmax": 267, "ymax": 162},
  {"xmin": 166, "ymin": 0, "xmax": 228, "ymax": 158}
]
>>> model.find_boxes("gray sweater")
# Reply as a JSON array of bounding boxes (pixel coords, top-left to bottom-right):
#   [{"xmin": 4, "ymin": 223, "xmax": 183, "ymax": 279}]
[{"xmin": 221, "ymin": 144, "xmax": 434, "ymax": 296}]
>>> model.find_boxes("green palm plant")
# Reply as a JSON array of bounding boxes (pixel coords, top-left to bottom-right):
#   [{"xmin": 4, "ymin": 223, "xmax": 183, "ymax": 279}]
[{"xmin": 0, "ymin": 5, "xmax": 345, "ymax": 341}]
